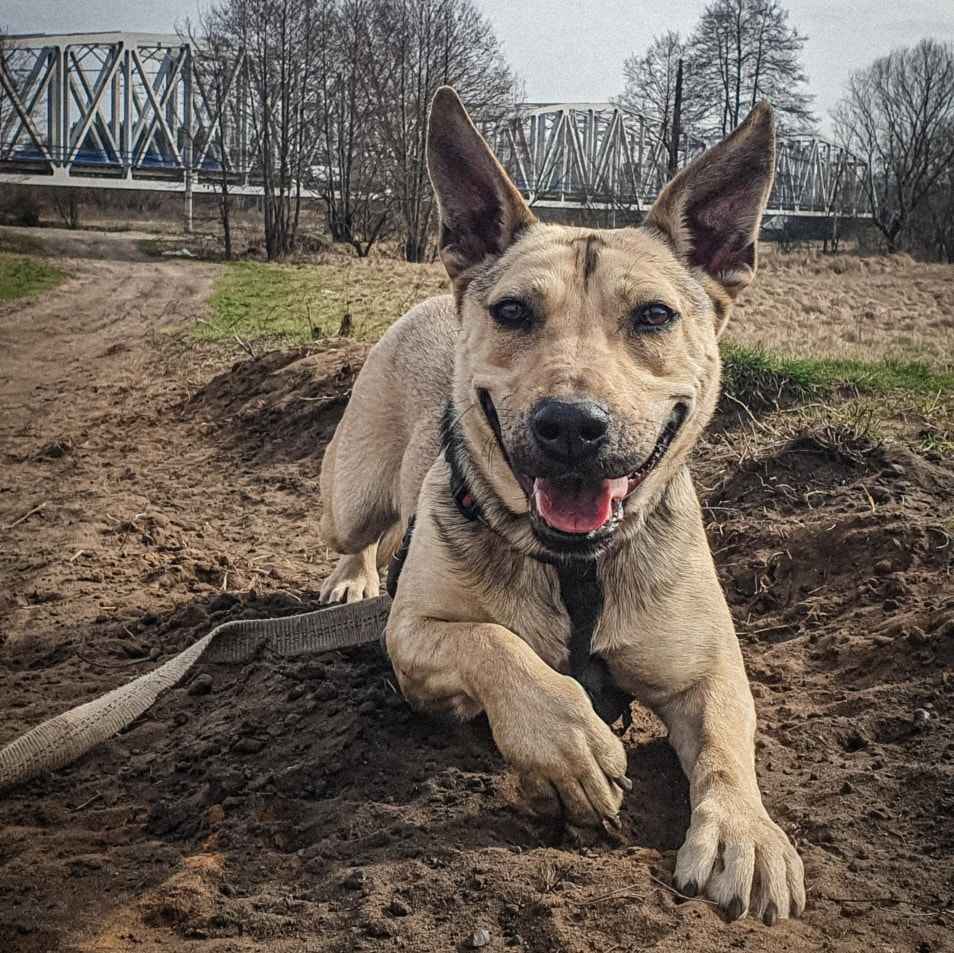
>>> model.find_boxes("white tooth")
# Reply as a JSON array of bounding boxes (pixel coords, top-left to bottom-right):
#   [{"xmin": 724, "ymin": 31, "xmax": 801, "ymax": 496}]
[{"xmin": 608, "ymin": 476, "xmax": 629, "ymax": 500}]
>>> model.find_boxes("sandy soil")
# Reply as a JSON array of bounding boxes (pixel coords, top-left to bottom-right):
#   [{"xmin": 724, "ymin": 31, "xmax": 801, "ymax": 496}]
[{"xmin": 1, "ymin": 232, "xmax": 953, "ymax": 953}]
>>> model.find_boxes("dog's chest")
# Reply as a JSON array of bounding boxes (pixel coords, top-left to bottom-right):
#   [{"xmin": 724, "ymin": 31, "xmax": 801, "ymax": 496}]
[
  {"xmin": 467, "ymin": 547, "xmax": 572, "ymax": 669},
  {"xmin": 467, "ymin": 541, "xmax": 626, "ymax": 675}
]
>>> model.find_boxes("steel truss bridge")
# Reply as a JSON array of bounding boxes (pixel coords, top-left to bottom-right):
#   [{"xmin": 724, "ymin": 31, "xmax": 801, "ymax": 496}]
[
  {"xmin": 487, "ymin": 103, "xmax": 870, "ymax": 220},
  {"xmin": 0, "ymin": 32, "xmax": 253, "ymax": 196},
  {"xmin": 0, "ymin": 32, "xmax": 871, "ymax": 220}
]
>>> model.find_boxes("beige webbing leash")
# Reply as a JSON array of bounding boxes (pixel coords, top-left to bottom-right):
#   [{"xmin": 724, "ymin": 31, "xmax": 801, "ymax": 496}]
[{"xmin": 0, "ymin": 596, "xmax": 392, "ymax": 793}]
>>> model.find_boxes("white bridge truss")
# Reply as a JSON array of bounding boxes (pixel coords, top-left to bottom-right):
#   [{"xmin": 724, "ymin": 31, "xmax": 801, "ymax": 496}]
[
  {"xmin": 487, "ymin": 103, "xmax": 870, "ymax": 218},
  {"xmin": 0, "ymin": 32, "xmax": 253, "ymax": 194},
  {"xmin": 0, "ymin": 34, "xmax": 871, "ymax": 219}
]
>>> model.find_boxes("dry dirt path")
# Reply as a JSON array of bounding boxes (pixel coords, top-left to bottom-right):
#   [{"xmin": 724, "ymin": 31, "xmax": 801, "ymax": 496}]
[
  {"xmin": 1, "ymin": 240, "xmax": 221, "ymax": 638},
  {"xmin": 0, "ymin": 232, "xmax": 952, "ymax": 953}
]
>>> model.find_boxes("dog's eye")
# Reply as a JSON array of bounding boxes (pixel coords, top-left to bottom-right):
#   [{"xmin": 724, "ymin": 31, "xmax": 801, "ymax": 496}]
[
  {"xmin": 631, "ymin": 302, "xmax": 678, "ymax": 331},
  {"xmin": 490, "ymin": 298, "xmax": 533, "ymax": 328}
]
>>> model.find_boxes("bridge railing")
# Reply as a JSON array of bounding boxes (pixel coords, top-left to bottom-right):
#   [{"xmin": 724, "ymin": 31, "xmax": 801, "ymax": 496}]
[{"xmin": 1, "ymin": 42, "xmax": 871, "ymax": 219}]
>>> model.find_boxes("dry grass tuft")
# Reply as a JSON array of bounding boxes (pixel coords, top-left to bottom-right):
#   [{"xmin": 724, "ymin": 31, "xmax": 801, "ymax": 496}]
[{"xmin": 733, "ymin": 248, "xmax": 954, "ymax": 371}]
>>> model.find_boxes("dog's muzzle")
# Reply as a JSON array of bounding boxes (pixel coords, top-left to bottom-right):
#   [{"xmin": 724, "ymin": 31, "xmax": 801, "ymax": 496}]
[{"xmin": 478, "ymin": 391, "xmax": 689, "ymax": 555}]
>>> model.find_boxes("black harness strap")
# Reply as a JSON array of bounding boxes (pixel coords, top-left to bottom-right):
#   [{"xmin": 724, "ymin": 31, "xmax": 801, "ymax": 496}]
[
  {"xmin": 386, "ymin": 515, "xmax": 416, "ymax": 599},
  {"xmin": 391, "ymin": 404, "xmax": 633, "ymax": 728},
  {"xmin": 556, "ymin": 560, "xmax": 634, "ymax": 730}
]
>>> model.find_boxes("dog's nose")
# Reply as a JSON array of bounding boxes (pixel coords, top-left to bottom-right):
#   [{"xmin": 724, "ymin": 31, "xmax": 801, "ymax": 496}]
[{"xmin": 531, "ymin": 399, "xmax": 609, "ymax": 463}]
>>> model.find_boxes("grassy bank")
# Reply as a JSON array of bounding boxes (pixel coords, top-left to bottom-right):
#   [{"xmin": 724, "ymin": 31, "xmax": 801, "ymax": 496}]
[
  {"xmin": 721, "ymin": 344, "xmax": 954, "ymax": 455},
  {"xmin": 0, "ymin": 254, "xmax": 65, "ymax": 302},
  {"xmin": 199, "ymin": 258, "xmax": 447, "ymax": 344},
  {"xmin": 722, "ymin": 343, "xmax": 954, "ymax": 400},
  {"xmin": 196, "ymin": 256, "xmax": 953, "ymax": 454}
]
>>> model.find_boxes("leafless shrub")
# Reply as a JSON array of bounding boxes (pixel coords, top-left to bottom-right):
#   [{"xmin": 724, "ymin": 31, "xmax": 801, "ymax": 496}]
[
  {"xmin": 51, "ymin": 190, "xmax": 82, "ymax": 229},
  {"xmin": 833, "ymin": 39, "xmax": 954, "ymax": 260}
]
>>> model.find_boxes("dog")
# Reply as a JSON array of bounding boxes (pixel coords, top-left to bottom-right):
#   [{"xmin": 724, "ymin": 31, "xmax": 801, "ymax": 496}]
[{"xmin": 317, "ymin": 86, "xmax": 805, "ymax": 925}]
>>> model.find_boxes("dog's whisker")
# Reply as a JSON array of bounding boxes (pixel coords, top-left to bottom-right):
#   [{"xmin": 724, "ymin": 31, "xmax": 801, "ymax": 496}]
[{"xmin": 445, "ymin": 401, "xmax": 478, "ymax": 435}]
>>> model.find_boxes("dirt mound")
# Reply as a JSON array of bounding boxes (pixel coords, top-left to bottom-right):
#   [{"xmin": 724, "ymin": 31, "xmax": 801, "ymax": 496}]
[
  {"xmin": 2, "ymin": 585, "xmax": 692, "ymax": 952},
  {"xmin": 186, "ymin": 342, "xmax": 370, "ymax": 465},
  {"xmin": 3, "ymin": 319, "xmax": 954, "ymax": 953}
]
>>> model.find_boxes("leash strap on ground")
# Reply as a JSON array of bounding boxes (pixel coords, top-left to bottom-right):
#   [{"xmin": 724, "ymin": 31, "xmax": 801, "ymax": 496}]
[{"xmin": 0, "ymin": 595, "xmax": 392, "ymax": 794}]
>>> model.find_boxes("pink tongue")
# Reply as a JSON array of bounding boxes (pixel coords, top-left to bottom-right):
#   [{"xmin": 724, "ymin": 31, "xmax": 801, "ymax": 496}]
[{"xmin": 533, "ymin": 476, "xmax": 629, "ymax": 534}]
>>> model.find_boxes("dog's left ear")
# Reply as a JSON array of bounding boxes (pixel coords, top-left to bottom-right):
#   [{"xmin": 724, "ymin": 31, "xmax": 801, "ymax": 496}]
[
  {"xmin": 427, "ymin": 86, "xmax": 537, "ymax": 281},
  {"xmin": 644, "ymin": 101, "xmax": 775, "ymax": 301}
]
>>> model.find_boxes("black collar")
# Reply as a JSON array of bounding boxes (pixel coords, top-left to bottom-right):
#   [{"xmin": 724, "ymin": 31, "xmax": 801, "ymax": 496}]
[{"xmin": 441, "ymin": 402, "xmax": 487, "ymax": 525}]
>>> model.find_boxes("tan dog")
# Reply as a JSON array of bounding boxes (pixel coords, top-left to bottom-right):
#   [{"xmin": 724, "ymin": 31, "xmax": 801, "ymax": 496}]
[{"xmin": 318, "ymin": 87, "xmax": 805, "ymax": 924}]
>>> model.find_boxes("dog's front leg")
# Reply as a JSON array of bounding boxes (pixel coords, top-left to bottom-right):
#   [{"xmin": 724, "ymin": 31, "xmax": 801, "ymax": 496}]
[
  {"xmin": 658, "ymin": 649, "xmax": 806, "ymax": 924},
  {"xmin": 387, "ymin": 617, "xmax": 628, "ymax": 828}
]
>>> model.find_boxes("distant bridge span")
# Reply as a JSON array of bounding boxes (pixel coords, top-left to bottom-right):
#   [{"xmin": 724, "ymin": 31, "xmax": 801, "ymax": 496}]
[
  {"xmin": 487, "ymin": 102, "xmax": 870, "ymax": 220},
  {"xmin": 0, "ymin": 32, "xmax": 871, "ymax": 222}
]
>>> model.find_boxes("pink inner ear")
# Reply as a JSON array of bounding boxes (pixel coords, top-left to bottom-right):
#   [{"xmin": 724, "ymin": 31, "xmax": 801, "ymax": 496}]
[{"xmin": 689, "ymin": 189, "xmax": 757, "ymax": 277}]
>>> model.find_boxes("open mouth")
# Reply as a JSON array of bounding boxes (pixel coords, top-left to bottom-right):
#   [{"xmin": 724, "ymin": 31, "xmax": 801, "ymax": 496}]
[{"xmin": 520, "ymin": 402, "xmax": 688, "ymax": 541}]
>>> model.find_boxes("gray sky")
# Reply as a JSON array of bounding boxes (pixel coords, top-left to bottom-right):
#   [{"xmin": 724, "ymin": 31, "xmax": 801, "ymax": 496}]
[{"xmin": 5, "ymin": 0, "xmax": 954, "ymax": 130}]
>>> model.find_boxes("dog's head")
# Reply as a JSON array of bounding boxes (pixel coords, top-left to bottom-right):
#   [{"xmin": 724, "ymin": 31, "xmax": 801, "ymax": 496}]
[{"xmin": 428, "ymin": 88, "xmax": 775, "ymax": 560}]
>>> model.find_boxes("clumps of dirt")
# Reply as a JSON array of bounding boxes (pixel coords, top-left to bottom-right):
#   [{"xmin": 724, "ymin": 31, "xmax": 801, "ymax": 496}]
[
  {"xmin": 0, "ymin": 582, "xmax": 691, "ymax": 951},
  {"xmin": 3, "ymin": 334, "xmax": 954, "ymax": 953},
  {"xmin": 703, "ymin": 428, "xmax": 954, "ymax": 633},
  {"xmin": 30, "ymin": 439, "xmax": 73, "ymax": 461},
  {"xmin": 708, "ymin": 430, "xmax": 954, "ymax": 516},
  {"xmin": 693, "ymin": 424, "xmax": 954, "ymax": 952},
  {"xmin": 186, "ymin": 342, "xmax": 370, "ymax": 465}
]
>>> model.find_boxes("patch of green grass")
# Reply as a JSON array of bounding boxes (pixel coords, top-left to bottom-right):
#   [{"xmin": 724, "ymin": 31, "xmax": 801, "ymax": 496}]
[
  {"xmin": 722, "ymin": 343, "xmax": 954, "ymax": 403},
  {"xmin": 199, "ymin": 258, "xmax": 448, "ymax": 345},
  {"xmin": 137, "ymin": 237, "xmax": 170, "ymax": 258},
  {"xmin": 0, "ymin": 253, "xmax": 65, "ymax": 302},
  {"xmin": 722, "ymin": 343, "xmax": 954, "ymax": 457}
]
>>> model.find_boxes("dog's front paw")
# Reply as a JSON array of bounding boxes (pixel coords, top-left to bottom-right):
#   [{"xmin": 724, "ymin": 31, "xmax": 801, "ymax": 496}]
[
  {"xmin": 319, "ymin": 553, "xmax": 380, "ymax": 604},
  {"xmin": 488, "ymin": 671, "xmax": 629, "ymax": 830},
  {"xmin": 674, "ymin": 793, "xmax": 805, "ymax": 924}
]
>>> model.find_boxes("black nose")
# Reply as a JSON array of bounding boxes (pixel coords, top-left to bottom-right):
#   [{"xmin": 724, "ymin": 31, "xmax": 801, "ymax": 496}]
[{"xmin": 531, "ymin": 398, "xmax": 609, "ymax": 463}]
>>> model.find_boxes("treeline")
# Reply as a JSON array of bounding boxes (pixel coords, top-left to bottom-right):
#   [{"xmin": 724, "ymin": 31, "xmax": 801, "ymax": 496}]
[
  {"xmin": 185, "ymin": 0, "xmax": 954, "ymax": 263},
  {"xmin": 189, "ymin": 0, "xmax": 514, "ymax": 261},
  {"xmin": 834, "ymin": 39, "xmax": 954, "ymax": 262},
  {"xmin": 617, "ymin": 0, "xmax": 814, "ymax": 166},
  {"xmin": 619, "ymin": 1, "xmax": 954, "ymax": 262}
]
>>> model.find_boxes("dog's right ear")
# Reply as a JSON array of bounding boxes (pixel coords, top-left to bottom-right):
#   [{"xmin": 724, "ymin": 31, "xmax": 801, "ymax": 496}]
[{"xmin": 427, "ymin": 87, "xmax": 536, "ymax": 281}]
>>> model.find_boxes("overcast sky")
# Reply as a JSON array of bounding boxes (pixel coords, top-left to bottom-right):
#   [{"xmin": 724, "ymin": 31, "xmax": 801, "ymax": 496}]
[{"xmin": 5, "ymin": 0, "xmax": 954, "ymax": 131}]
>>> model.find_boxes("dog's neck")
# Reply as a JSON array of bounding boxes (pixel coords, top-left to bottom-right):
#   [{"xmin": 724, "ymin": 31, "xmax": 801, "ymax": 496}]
[
  {"xmin": 439, "ymin": 399, "xmax": 689, "ymax": 564},
  {"xmin": 438, "ymin": 400, "xmax": 656, "ymax": 726}
]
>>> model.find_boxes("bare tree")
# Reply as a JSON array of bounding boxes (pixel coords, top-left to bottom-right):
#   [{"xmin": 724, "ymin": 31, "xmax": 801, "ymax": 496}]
[
  {"xmin": 833, "ymin": 39, "xmax": 954, "ymax": 255},
  {"xmin": 217, "ymin": 0, "xmax": 323, "ymax": 260},
  {"xmin": 363, "ymin": 0, "xmax": 515, "ymax": 262},
  {"xmin": 914, "ymin": 155, "xmax": 954, "ymax": 263},
  {"xmin": 313, "ymin": 0, "xmax": 393, "ymax": 256},
  {"xmin": 183, "ymin": 10, "xmax": 248, "ymax": 259},
  {"xmin": 616, "ymin": 32, "xmax": 707, "ymax": 169},
  {"xmin": 689, "ymin": 0, "xmax": 814, "ymax": 137},
  {"xmin": 184, "ymin": 0, "xmax": 513, "ymax": 262},
  {"xmin": 51, "ymin": 189, "xmax": 82, "ymax": 228}
]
